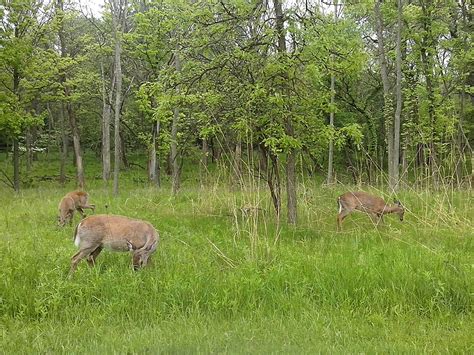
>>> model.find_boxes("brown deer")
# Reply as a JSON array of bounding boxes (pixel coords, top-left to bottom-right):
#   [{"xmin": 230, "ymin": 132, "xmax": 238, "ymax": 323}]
[
  {"xmin": 337, "ymin": 191, "xmax": 404, "ymax": 231},
  {"xmin": 58, "ymin": 191, "xmax": 95, "ymax": 227},
  {"xmin": 69, "ymin": 214, "xmax": 159, "ymax": 276}
]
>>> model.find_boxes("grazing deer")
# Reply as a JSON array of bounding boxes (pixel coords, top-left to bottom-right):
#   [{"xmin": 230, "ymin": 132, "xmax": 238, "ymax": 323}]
[
  {"xmin": 69, "ymin": 214, "xmax": 159, "ymax": 276},
  {"xmin": 337, "ymin": 191, "xmax": 404, "ymax": 231},
  {"xmin": 58, "ymin": 191, "xmax": 95, "ymax": 227}
]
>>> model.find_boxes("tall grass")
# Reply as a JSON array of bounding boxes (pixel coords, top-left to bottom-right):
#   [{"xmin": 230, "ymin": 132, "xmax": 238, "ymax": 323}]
[{"xmin": 0, "ymin": 153, "xmax": 472, "ymax": 352}]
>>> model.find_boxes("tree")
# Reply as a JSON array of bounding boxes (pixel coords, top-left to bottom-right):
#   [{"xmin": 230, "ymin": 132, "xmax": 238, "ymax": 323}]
[
  {"xmin": 374, "ymin": 0, "xmax": 394, "ymax": 189},
  {"xmin": 0, "ymin": 0, "xmax": 46, "ymax": 191},
  {"xmin": 393, "ymin": 0, "xmax": 403, "ymax": 190},
  {"xmin": 274, "ymin": 0, "xmax": 297, "ymax": 224},
  {"xmin": 57, "ymin": 0, "xmax": 85, "ymax": 189},
  {"xmin": 327, "ymin": 0, "xmax": 339, "ymax": 185},
  {"xmin": 109, "ymin": 0, "xmax": 128, "ymax": 195}
]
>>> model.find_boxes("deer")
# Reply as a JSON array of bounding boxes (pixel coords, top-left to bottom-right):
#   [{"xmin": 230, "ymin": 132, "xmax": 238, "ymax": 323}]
[
  {"xmin": 58, "ymin": 191, "xmax": 95, "ymax": 227},
  {"xmin": 337, "ymin": 191, "xmax": 405, "ymax": 231},
  {"xmin": 69, "ymin": 214, "xmax": 159, "ymax": 276}
]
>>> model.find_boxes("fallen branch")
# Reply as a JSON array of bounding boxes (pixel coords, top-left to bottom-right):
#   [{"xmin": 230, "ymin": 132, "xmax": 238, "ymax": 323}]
[{"xmin": 0, "ymin": 169, "xmax": 14, "ymax": 189}]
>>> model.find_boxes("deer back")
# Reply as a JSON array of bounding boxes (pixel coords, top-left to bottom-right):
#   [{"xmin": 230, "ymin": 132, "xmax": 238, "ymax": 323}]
[
  {"xmin": 74, "ymin": 215, "xmax": 159, "ymax": 252},
  {"xmin": 339, "ymin": 192, "xmax": 387, "ymax": 212}
]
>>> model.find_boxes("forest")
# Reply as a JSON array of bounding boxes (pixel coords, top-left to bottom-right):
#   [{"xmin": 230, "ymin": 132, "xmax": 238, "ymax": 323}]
[{"xmin": 0, "ymin": 0, "xmax": 472, "ymax": 352}]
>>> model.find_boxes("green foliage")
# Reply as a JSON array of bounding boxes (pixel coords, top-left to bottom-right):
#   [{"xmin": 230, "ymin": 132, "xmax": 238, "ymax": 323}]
[{"xmin": 0, "ymin": 0, "xmax": 48, "ymax": 140}]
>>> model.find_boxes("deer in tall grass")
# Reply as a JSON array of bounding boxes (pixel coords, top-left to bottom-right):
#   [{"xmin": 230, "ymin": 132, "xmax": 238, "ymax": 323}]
[
  {"xmin": 69, "ymin": 215, "xmax": 159, "ymax": 276},
  {"xmin": 337, "ymin": 191, "xmax": 405, "ymax": 231},
  {"xmin": 58, "ymin": 191, "xmax": 95, "ymax": 227}
]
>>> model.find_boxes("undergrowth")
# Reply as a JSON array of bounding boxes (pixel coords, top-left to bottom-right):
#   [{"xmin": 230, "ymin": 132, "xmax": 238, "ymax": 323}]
[{"xmin": 0, "ymin": 153, "xmax": 472, "ymax": 352}]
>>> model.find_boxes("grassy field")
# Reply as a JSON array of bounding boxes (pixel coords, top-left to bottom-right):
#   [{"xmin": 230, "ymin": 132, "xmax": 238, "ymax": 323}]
[{"xmin": 0, "ymin": 153, "xmax": 473, "ymax": 353}]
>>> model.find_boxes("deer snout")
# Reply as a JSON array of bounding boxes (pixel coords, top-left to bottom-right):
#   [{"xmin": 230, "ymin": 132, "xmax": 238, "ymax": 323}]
[{"xmin": 57, "ymin": 216, "xmax": 65, "ymax": 227}]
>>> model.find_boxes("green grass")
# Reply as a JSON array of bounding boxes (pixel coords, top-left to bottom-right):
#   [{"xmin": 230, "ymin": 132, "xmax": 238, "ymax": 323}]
[{"xmin": 0, "ymin": 153, "xmax": 473, "ymax": 353}]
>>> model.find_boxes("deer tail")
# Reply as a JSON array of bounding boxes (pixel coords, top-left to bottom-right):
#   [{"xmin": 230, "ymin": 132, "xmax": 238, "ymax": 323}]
[
  {"xmin": 337, "ymin": 196, "xmax": 342, "ymax": 214},
  {"xmin": 72, "ymin": 222, "xmax": 82, "ymax": 247}
]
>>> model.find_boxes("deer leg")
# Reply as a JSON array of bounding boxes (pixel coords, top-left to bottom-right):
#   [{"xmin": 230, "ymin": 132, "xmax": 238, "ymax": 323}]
[
  {"xmin": 337, "ymin": 210, "xmax": 351, "ymax": 231},
  {"xmin": 378, "ymin": 214, "xmax": 384, "ymax": 225},
  {"xmin": 81, "ymin": 204, "xmax": 95, "ymax": 212},
  {"xmin": 69, "ymin": 247, "xmax": 96, "ymax": 276},
  {"xmin": 368, "ymin": 213, "xmax": 382, "ymax": 227},
  {"xmin": 86, "ymin": 204, "xmax": 96, "ymax": 212},
  {"xmin": 77, "ymin": 207, "xmax": 86, "ymax": 219},
  {"xmin": 67, "ymin": 211, "xmax": 74, "ymax": 225},
  {"xmin": 87, "ymin": 246, "xmax": 103, "ymax": 267}
]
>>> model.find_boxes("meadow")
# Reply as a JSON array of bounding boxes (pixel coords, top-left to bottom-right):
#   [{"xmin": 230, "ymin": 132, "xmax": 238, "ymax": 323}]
[{"xmin": 0, "ymin": 153, "xmax": 473, "ymax": 353}]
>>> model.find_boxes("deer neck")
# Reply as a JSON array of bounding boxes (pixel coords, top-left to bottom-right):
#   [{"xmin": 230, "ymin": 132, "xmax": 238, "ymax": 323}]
[{"xmin": 382, "ymin": 204, "xmax": 400, "ymax": 214}]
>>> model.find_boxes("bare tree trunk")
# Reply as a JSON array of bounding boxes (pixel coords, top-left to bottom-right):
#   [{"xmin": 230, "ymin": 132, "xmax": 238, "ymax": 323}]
[
  {"xmin": 13, "ymin": 138, "xmax": 19, "ymax": 192},
  {"xmin": 392, "ymin": 0, "xmax": 403, "ymax": 190},
  {"xmin": 26, "ymin": 128, "xmax": 33, "ymax": 173},
  {"xmin": 148, "ymin": 132, "xmax": 156, "ymax": 183},
  {"xmin": 375, "ymin": 0, "xmax": 394, "ymax": 189},
  {"xmin": 59, "ymin": 102, "xmax": 68, "ymax": 185},
  {"xmin": 419, "ymin": 1, "xmax": 438, "ymax": 187},
  {"xmin": 67, "ymin": 103, "xmax": 85, "ymax": 189},
  {"xmin": 110, "ymin": 0, "xmax": 127, "ymax": 196},
  {"xmin": 171, "ymin": 52, "xmax": 181, "ymax": 195},
  {"xmin": 58, "ymin": 0, "xmax": 84, "ymax": 189},
  {"xmin": 260, "ymin": 144, "xmax": 281, "ymax": 218},
  {"xmin": 12, "ymin": 45, "xmax": 21, "ymax": 191},
  {"xmin": 274, "ymin": 0, "xmax": 297, "ymax": 224},
  {"xmin": 11, "ymin": 24, "xmax": 22, "ymax": 191},
  {"xmin": 201, "ymin": 139, "xmax": 208, "ymax": 170},
  {"xmin": 234, "ymin": 138, "xmax": 242, "ymax": 185},
  {"xmin": 199, "ymin": 139, "xmax": 208, "ymax": 187},
  {"xmin": 455, "ymin": 0, "xmax": 470, "ymax": 186},
  {"xmin": 327, "ymin": 0, "xmax": 337, "ymax": 185},
  {"xmin": 148, "ymin": 120, "xmax": 160, "ymax": 187},
  {"xmin": 101, "ymin": 61, "xmax": 112, "ymax": 182},
  {"xmin": 212, "ymin": 139, "xmax": 221, "ymax": 162}
]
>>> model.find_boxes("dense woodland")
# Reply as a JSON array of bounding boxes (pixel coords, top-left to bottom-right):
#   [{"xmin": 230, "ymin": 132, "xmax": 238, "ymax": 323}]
[
  {"xmin": 1, "ymin": 2, "xmax": 473, "ymax": 351},
  {"xmin": 0, "ymin": 0, "xmax": 472, "ymax": 223}
]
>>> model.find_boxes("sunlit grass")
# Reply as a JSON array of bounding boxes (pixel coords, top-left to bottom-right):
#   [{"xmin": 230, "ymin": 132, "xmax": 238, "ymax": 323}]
[{"xmin": 0, "ymin": 152, "xmax": 472, "ymax": 352}]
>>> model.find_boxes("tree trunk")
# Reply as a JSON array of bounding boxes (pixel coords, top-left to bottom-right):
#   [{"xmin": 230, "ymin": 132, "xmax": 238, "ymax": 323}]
[
  {"xmin": 26, "ymin": 128, "xmax": 33, "ymax": 173},
  {"xmin": 212, "ymin": 139, "xmax": 221, "ymax": 162},
  {"xmin": 419, "ymin": 1, "xmax": 438, "ymax": 187},
  {"xmin": 260, "ymin": 144, "xmax": 281, "ymax": 218},
  {"xmin": 101, "ymin": 61, "xmax": 112, "ymax": 182},
  {"xmin": 375, "ymin": 0, "xmax": 394, "ymax": 188},
  {"xmin": 200, "ymin": 139, "xmax": 208, "ymax": 187},
  {"xmin": 58, "ymin": 0, "xmax": 84, "ymax": 189},
  {"xmin": 201, "ymin": 139, "xmax": 208, "ymax": 169},
  {"xmin": 148, "ymin": 120, "xmax": 160, "ymax": 187},
  {"xmin": 11, "ymin": 25, "xmax": 21, "ymax": 191},
  {"xmin": 171, "ymin": 52, "xmax": 181, "ymax": 195},
  {"xmin": 392, "ymin": 0, "xmax": 403, "ymax": 190},
  {"xmin": 274, "ymin": 0, "xmax": 297, "ymax": 224},
  {"xmin": 67, "ymin": 102, "xmax": 85, "ymax": 189},
  {"xmin": 327, "ymin": 0, "xmax": 337, "ymax": 185},
  {"xmin": 111, "ymin": 0, "xmax": 127, "ymax": 196},
  {"xmin": 12, "ymin": 48, "xmax": 21, "ymax": 191},
  {"xmin": 234, "ymin": 138, "xmax": 242, "ymax": 185},
  {"xmin": 59, "ymin": 103, "xmax": 68, "ymax": 185},
  {"xmin": 13, "ymin": 138, "xmax": 20, "ymax": 192}
]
